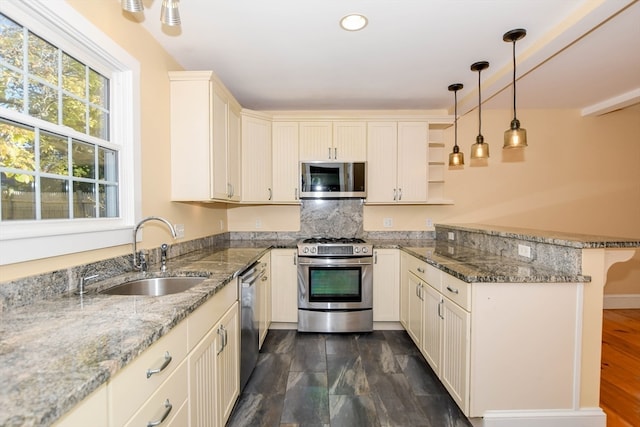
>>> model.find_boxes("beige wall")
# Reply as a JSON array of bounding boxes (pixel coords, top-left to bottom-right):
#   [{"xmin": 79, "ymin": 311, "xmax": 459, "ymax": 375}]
[{"xmin": 0, "ymin": 1, "xmax": 226, "ymax": 281}]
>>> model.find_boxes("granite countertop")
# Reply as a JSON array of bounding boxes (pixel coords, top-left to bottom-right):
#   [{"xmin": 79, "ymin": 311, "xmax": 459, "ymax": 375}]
[
  {"xmin": 0, "ymin": 236, "xmax": 599, "ymax": 426},
  {"xmin": 0, "ymin": 246, "xmax": 270, "ymax": 427}
]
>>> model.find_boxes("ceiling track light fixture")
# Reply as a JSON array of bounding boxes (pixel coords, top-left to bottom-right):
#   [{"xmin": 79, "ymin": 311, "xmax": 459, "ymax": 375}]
[
  {"xmin": 122, "ymin": 0, "xmax": 182, "ymax": 26},
  {"xmin": 122, "ymin": 0, "xmax": 143, "ymax": 13},
  {"xmin": 470, "ymin": 61, "xmax": 490, "ymax": 160},
  {"xmin": 503, "ymin": 28, "xmax": 527, "ymax": 149},
  {"xmin": 448, "ymin": 83, "xmax": 464, "ymax": 167},
  {"xmin": 161, "ymin": 0, "xmax": 181, "ymax": 26}
]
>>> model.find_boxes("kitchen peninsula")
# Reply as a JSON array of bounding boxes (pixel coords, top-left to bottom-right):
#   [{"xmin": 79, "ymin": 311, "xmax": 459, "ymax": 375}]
[{"xmin": 0, "ymin": 225, "xmax": 637, "ymax": 427}]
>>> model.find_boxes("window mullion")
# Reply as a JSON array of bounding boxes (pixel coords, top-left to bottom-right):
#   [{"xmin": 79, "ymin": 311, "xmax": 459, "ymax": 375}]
[
  {"xmin": 67, "ymin": 135, "xmax": 73, "ymax": 219},
  {"xmin": 34, "ymin": 128, "xmax": 42, "ymax": 220}
]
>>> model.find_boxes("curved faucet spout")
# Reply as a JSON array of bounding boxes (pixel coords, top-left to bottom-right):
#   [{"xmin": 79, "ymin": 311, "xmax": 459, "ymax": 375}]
[{"xmin": 133, "ymin": 216, "xmax": 178, "ymax": 270}]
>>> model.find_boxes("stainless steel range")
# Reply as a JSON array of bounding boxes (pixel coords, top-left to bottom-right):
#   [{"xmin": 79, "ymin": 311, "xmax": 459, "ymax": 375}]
[{"xmin": 297, "ymin": 237, "xmax": 373, "ymax": 333}]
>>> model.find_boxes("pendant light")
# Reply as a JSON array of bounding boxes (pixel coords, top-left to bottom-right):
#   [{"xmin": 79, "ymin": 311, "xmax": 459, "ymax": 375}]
[
  {"xmin": 161, "ymin": 0, "xmax": 181, "ymax": 26},
  {"xmin": 448, "ymin": 83, "xmax": 464, "ymax": 167},
  {"xmin": 503, "ymin": 28, "xmax": 527, "ymax": 148},
  {"xmin": 470, "ymin": 61, "xmax": 490, "ymax": 159}
]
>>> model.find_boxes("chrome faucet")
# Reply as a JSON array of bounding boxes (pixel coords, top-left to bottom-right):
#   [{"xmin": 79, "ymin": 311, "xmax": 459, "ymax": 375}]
[{"xmin": 132, "ymin": 216, "xmax": 177, "ymax": 271}]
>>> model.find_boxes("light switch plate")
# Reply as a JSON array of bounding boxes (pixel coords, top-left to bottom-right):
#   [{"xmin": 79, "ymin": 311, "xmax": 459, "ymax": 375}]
[
  {"xmin": 174, "ymin": 224, "xmax": 185, "ymax": 238},
  {"xmin": 383, "ymin": 218, "xmax": 393, "ymax": 228}
]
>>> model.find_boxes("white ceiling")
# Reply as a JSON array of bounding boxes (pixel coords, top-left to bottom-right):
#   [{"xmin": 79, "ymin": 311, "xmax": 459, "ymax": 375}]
[{"xmin": 129, "ymin": 0, "xmax": 640, "ymax": 115}]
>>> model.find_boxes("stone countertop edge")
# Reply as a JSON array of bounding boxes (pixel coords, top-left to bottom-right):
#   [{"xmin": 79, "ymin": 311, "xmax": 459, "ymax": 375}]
[
  {"xmin": 0, "ymin": 239, "xmax": 594, "ymax": 426},
  {"xmin": 440, "ymin": 223, "xmax": 640, "ymax": 248}
]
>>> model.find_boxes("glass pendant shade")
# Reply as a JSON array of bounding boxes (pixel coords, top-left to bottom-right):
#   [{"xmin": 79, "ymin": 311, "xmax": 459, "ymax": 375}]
[
  {"xmin": 448, "ymin": 83, "xmax": 464, "ymax": 167},
  {"xmin": 503, "ymin": 28, "xmax": 527, "ymax": 149},
  {"xmin": 122, "ymin": 0, "xmax": 143, "ymax": 12},
  {"xmin": 161, "ymin": 0, "xmax": 181, "ymax": 26},
  {"xmin": 504, "ymin": 119, "xmax": 527, "ymax": 148},
  {"xmin": 470, "ymin": 61, "xmax": 490, "ymax": 159}
]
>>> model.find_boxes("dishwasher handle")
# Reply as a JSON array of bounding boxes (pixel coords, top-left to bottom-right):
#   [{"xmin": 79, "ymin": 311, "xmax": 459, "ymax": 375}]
[{"xmin": 239, "ymin": 261, "xmax": 265, "ymax": 287}]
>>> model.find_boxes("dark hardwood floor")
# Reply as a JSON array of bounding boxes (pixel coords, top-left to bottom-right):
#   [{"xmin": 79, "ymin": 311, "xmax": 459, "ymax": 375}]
[
  {"xmin": 601, "ymin": 309, "xmax": 640, "ymax": 427},
  {"xmin": 227, "ymin": 330, "xmax": 471, "ymax": 427}
]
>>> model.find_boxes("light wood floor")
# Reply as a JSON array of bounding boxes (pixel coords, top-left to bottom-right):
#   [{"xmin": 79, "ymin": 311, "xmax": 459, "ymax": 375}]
[{"xmin": 600, "ymin": 309, "xmax": 640, "ymax": 427}]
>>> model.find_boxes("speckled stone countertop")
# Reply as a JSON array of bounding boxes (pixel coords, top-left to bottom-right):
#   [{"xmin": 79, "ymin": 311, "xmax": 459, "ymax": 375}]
[
  {"xmin": 1, "ymin": 230, "xmax": 617, "ymax": 426},
  {"xmin": 0, "ymin": 246, "xmax": 272, "ymax": 427}
]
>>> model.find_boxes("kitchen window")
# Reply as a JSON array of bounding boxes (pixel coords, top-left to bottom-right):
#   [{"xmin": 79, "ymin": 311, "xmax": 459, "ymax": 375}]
[{"xmin": 0, "ymin": 1, "xmax": 140, "ymax": 265}]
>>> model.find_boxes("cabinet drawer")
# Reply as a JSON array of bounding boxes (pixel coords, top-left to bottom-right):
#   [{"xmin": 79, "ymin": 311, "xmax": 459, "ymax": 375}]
[
  {"xmin": 188, "ymin": 280, "xmax": 238, "ymax": 350},
  {"xmin": 402, "ymin": 253, "xmax": 441, "ymax": 291},
  {"xmin": 109, "ymin": 320, "xmax": 188, "ymax": 427},
  {"xmin": 124, "ymin": 361, "xmax": 188, "ymax": 427},
  {"xmin": 442, "ymin": 273, "xmax": 471, "ymax": 311}
]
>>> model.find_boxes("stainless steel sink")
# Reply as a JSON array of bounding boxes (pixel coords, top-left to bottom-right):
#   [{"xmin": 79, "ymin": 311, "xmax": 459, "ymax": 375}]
[{"xmin": 100, "ymin": 277, "xmax": 205, "ymax": 296}]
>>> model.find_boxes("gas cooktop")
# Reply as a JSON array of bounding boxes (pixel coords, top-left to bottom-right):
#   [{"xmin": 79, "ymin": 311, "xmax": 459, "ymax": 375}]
[{"xmin": 298, "ymin": 237, "xmax": 372, "ymax": 256}]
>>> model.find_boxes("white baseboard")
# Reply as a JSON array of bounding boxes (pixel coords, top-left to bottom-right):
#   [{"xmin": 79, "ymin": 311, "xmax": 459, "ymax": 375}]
[
  {"xmin": 603, "ymin": 293, "xmax": 640, "ymax": 309},
  {"xmin": 482, "ymin": 408, "xmax": 606, "ymax": 427}
]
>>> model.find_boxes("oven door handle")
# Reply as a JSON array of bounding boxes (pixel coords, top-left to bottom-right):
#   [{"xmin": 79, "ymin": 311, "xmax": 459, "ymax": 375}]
[{"xmin": 297, "ymin": 258, "xmax": 373, "ymax": 267}]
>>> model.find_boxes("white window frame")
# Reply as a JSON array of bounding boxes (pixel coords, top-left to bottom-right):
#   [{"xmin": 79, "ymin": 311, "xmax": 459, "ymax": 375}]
[{"xmin": 0, "ymin": 0, "xmax": 140, "ymax": 265}]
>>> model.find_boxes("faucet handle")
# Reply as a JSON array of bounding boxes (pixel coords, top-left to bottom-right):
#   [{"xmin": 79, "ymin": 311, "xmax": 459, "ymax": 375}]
[
  {"xmin": 161, "ymin": 244, "xmax": 169, "ymax": 272},
  {"xmin": 76, "ymin": 273, "xmax": 99, "ymax": 295},
  {"xmin": 138, "ymin": 251, "xmax": 148, "ymax": 272}
]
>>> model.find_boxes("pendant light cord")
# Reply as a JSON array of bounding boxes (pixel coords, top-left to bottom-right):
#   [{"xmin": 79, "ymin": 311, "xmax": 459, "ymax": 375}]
[
  {"xmin": 477, "ymin": 69, "xmax": 482, "ymax": 136},
  {"xmin": 454, "ymin": 90, "xmax": 458, "ymax": 147},
  {"xmin": 512, "ymin": 41, "xmax": 517, "ymax": 120}
]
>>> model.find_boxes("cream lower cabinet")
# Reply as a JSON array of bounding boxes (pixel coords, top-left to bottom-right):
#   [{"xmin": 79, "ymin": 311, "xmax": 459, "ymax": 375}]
[
  {"xmin": 270, "ymin": 249, "xmax": 298, "ymax": 323},
  {"xmin": 400, "ymin": 252, "xmax": 470, "ymax": 415},
  {"xmin": 188, "ymin": 302, "xmax": 239, "ymax": 427},
  {"xmin": 52, "ymin": 384, "xmax": 108, "ymax": 427},
  {"xmin": 372, "ymin": 249, "xmax": 400, "ymax": 322}
]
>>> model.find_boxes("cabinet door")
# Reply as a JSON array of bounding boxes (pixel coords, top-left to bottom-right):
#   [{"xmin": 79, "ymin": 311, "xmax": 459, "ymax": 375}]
[
  {"xmin": 272, "ymin": 122, "xmax": 300, "ymax": 202},
  {"xmin": 399, "ymin": 252, "xmax": 411, "ymax": 329},
  {"xmin": 299, "ymin": 122, "xmax": 333, "ymax": 161},
  {"xmin": 53, "ymin": 384, "xmax": 108, "ymax": 427},
  {"xmin": 258, "ymin": 253, "xmax": 272, "ymax": 348},
  {"xmin": 169, "ymin": 74, "xmax": 212, "ymax": 201},
  {"xmin": 397, "ymin": 122, "xmax": 428, "ymax": 202},
  {"xmin": 373, "ymin": 249, "xmax": 400, "ymax": 321},
  {"xmin": 211, "ymin": 90, "xmax": 229, "ymax": 200},
  {"xmin": 227, "ymin": 105, "xmax": 242, "ymax": 201},
  {"xmin": 242, "ymin": 115, "xmax": 272, "ymax": 202},
  {"xmin": 421, "ymin": 284, "xmax": 442, "ymax": 373},
  {"xmin": 440, "ymin": 297, "xmax": 470, "ymax": 415},
  {"xmin": 406, "ymin": 272, "xmax": 423, "ymax": 346},
  {"xmin": 366, "ymin": 122, "xmax": 398, "ymax": 203},
  {"xmin": 189, "ymin": 302, "xmax": 239, "ymax": 427},
  {"xmin": 217, "ymin": 303, "xmax": 240, "ymax": 425},
  {"xmin": 270, "ymin": 249, "xmax": 298, "ymax": 323},
  {"xmin": 333, "ymin": 121, "xmax": 366, "ymax": 161}
]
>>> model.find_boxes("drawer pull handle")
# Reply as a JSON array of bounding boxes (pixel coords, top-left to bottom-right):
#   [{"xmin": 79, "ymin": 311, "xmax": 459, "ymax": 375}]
[
  {"xmin": 417, "ymin": 267, "xmax": 425, "ymax": 273},
  {"xmin": 147, "ymin": 399, "xmax": 172, "ymax": 427},
  {"xmin": 146, "ymin": 351, "xmax": 172, "ymax": 379},
  {"xmin": 446, "ymin": 285, "xmax": 459, "ymax": 295},
  {"xmin": 438, "ymin": 299, "xmax": 444, "ymax": 319}
]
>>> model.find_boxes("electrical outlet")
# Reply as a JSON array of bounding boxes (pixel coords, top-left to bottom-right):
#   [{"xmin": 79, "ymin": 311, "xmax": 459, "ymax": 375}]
[
  {"xmin": 518, "ymin": 244, "xmax": 532, "ymax": 258},
  {"xmin": 174, "ymin": 224, "xmax": 185, "ymax": 238},
  {"xmin": 448, "ymin": 232, "xmax": 455, "ymax": 241},
  {"xmin": 383, "ymin": 218, "xmax": 393, "ymax": 228},
  {"xmin": 426, "ymin": 218, "xmax": 433, "ymax": 227},
  {"xmin": 255, "ymin": 218, "xmax": 262, "ymax": 229}
]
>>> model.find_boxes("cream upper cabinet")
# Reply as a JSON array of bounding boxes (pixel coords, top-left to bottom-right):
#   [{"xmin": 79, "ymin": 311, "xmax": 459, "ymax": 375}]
[
  {"xmin": 270, "ymin": 249, "xmax": 298, "ymax": 323},
  {"xmin": 241, "ymin": 112, "xmax": 272, "ymax": 202},
  {"xmin": 299, "ymin": 121, "xmax": 366, "ymax": 161},
  {"xmin": 272, "ymin": 122, "xmax": 300, "ymax": 203},
  {"xmin": 372, "ymin": 249, "xmax": 400, "ymax": 322},
  {"xmin": 367, "ymin": 121, "xmax": 431, "ymax": 203},
  {"xmin": 169, "ymin": 71, "xmax": 242, "ymax": 202}
]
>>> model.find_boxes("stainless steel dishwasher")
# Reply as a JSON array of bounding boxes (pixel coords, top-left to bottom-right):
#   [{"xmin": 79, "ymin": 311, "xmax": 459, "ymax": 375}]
[{"xmin": 237, "ymin": 260, "xmax": 265, "ymax": 391}]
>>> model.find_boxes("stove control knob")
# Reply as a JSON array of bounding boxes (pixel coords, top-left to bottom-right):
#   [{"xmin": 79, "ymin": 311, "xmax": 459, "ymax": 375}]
[
  {"xmin": 354, "ymin": 247, "xmax": 360, "ymax": 253},
  {"xmin": 311, "ymin": 247, "xmax": 316, "ymax": 254},
  {"xmin": 303, "ymin": 247, "xmax": 309, "ymax": 254},
  {"xmin": 362, "ymin": 247, "xmax": 368, "ymax": 254}
]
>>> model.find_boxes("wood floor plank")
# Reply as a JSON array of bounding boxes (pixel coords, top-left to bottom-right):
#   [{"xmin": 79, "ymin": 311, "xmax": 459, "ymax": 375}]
[{"xmin": 601, "ymin": 309, "xmax": 640, "ymax": 427}]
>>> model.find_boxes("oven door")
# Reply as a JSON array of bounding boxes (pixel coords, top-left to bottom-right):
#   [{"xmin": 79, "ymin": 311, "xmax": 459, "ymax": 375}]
[{"xmin": 297, "ymin": 256, "xmax": 373, "ymax": 310}]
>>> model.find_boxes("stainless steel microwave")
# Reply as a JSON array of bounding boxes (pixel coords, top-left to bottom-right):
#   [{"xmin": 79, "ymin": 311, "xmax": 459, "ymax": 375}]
[{"xmin": 300, "ymin": 162, "xmax": 366, "ymax": 199}]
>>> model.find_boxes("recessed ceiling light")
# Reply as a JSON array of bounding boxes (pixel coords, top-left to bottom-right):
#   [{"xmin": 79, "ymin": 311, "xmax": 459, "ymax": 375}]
[{"xmin": 340, "ymin": 14, "xmax": 368, "ymax": 31}]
